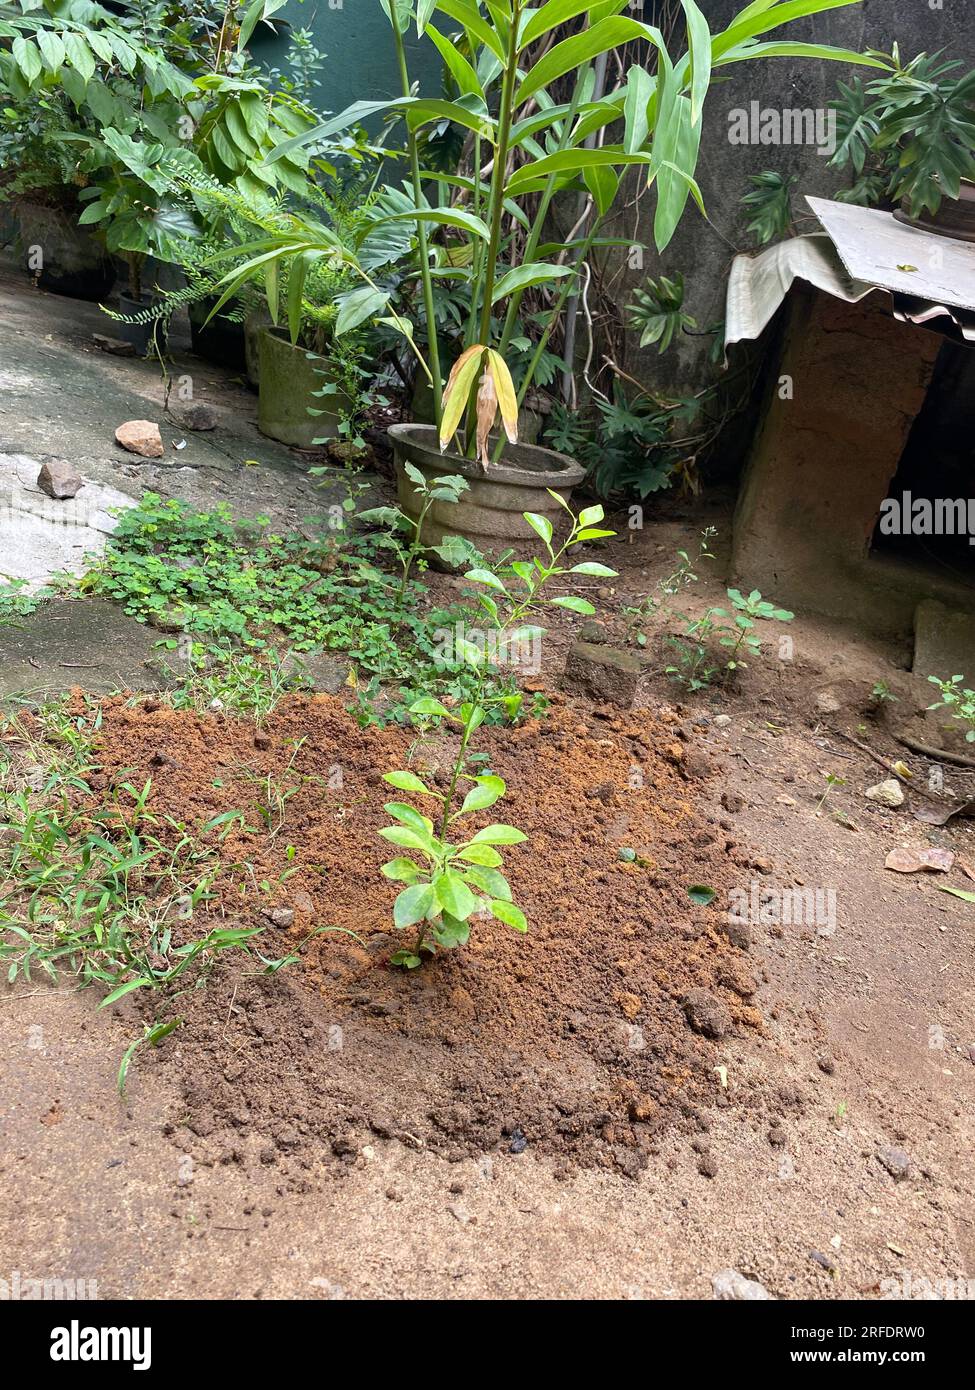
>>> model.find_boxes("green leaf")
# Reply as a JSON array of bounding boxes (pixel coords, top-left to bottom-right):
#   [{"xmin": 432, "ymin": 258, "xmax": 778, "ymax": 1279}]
[
  {"xmin": 713, "ymin": 0, "xmax": 865, "ymax": 62},
  {"xmin": 99, "ymin": 977, "xmax": 152, "ymax": 1008},
  {"xmin": 376, "ymin": 205, "xmax": 492, "ymax": 242},
  {"xmin": 434, "ymin": 870, "xmax": 478, "ymax": 919},
  {"xmin": 623, "ymin": 63, "xmax": 653, "ymax": 154},
  {"xmin": 394, "ymin": 882, "xmax": 436, "ymax": 928},
  {"xmin": 506, "ymin": 147, "xmax": 651, "ymax": 197},
  {"xmin": 490, "ymin": 900, "xmax": 528, "ymax": 932},
  {"xmin": 469, "ymin": 824, "xmax": 528, "ymax": 846},
  {"xmin": 36, "ymin": 30, "xmax": 65, "ymax": 75},
  {"xmin": 435, "ymin": 0, "xmax": 507, "ymax": 60},
  {"xmin": 384, "ymin": 802, "xmax": 434, "ymax": 836},
  {"xmin": 516, "ymin": 17, "xmax": 665, "ymax": 107},
  {"xmin": 379, "ymin": 826, "xmax": 434, "ymax": 853},
  {"xmin": 335, "ymin": 284, "xmax": 389, "ymax": 336},
  {"xmin": 432, "ymin": 912, "xmax": 470, "ymax": 949},
  {"xmin": 490, "ymin": 262, "xmax": 573, "ymax": 303},
  {"xmin": 549, "ymin": 595, "xmax": 596, "ymax": 614},
  {"xmin": 381, "ymin": 858, "xmax": 422, "ymax": 883},
  {"xmin": 687, "ymin": 884, "xmax": 716, "ymax": 906},
  {"xmin": 426, "ymin": 24, "xmax": 484, "ymax": 100},
  {"xmin": 578, "ymin": 504, "xmax": 605, "ymax": 526},
  {"xmin": 458, "ymin": 775, "xmax": 506, "ymax": 815},
  {"xmin": 463, "ymin": 865, "xmax": 512, "ymax": 901},
  {"xmin": 64, "ymin": 32, "xmax": 96, "ymax": 84},
  {"xmin": 569, "ymin": 562, "xmax": 617, "ymax": 576},
  {"xmin": 465, "ymin": 567, "xmax": 508, "ymax": 592},
  {"xmin": 409, "ymin": 697, "xmax": 455, "ymax": 720},
  {"xmin": 12, "ymin": 36, "xmax": 42, "ymax": 86},
  {"xmin": 384, "ymin": 770, "xmax": 434, "ymax": 795},
  {"xmin": 520, "ymin": 0, "xmax": 627, "ymax": 50},
  {"xmin": 681, "ymin": 0, "xmax": 712, "ymax": 126},
  {"xmin": 455, "ymin": 843, "xmax": 503, "ymax": 866},
  {"xmin": 523, "ymin": 512, "xmax": 553, "ymax": 548},
  {"xmin": 939, "ymin": 886, "xmax": 975, "ymax": 903}
]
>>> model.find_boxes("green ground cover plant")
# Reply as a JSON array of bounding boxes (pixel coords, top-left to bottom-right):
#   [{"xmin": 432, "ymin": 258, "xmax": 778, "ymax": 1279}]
[{"xmin": 84, "ymin": 493, "xmax": 528, "ymax": 728}]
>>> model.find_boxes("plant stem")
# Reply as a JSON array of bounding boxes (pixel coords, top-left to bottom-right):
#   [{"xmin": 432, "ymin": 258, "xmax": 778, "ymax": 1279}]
[
  {"xmin": 389, "ymin": 1, "xmax": 442, "ymax": 425},
  {"xmin": 496, "ymin": 60, "xmax": 591, "ymax": 362}
]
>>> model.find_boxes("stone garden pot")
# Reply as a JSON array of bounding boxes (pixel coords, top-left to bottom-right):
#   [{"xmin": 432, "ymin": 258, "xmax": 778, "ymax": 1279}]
[
  {"xmin": 388, "ymin": 422, "xmax": 585, "ymax": 549},
  {"xmin": 257, "ymin": 327, "xmax": 349, "ymax": 449},
  {"xmin": 893, "ymin": 180, "xmax": 975, "ymax": 243},
  {"xmin": 16, "ymin": 202, "xmax": 115, "ymax": 302},
  {"xmin": 189, "ymin": 296, "xmax": 247, "ymax": 372}
]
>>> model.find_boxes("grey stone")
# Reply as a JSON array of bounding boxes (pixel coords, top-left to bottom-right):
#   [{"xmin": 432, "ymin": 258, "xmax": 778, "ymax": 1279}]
[
  {"xmin": 712, "ymin": 1268, "xmax": 774, "ymax": 1301},
  {"xmin": 168, "ymin": 401, "xmax": 218, "ymax": 432},
  {"xmin": 37, "ymin": 459, "xmax": 83, "ymax": 500},
  {"xmin": 563, "ymin": 641, "xmax": 644, "ymax": 708},
  {"xmin": 876, "ymin": 1146, "xmax": 912, "ymax": 1182},
  {"xmin": 578, "ymin": 620, "xmax": 610, "ymax": 645},
  {"xmin": 1, "ymin": 454, "xmax": 131, "ymax": 588}
]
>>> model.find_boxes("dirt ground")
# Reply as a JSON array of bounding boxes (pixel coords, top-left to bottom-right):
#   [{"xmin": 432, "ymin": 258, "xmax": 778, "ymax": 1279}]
[{"xmin": 2, "ymin": 501, "xmax": 974, "ymax": 1301}]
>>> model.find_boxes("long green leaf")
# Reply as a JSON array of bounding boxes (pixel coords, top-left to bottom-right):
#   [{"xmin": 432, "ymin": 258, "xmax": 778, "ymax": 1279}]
[
  {"xmin": 506, "ymin": 146, "xmax": 651, "ymax": 196},
  {"xmin": 491, "ymin": 262, "xmax": 573, "ymax": 302},
  {"xmin": 715, "ymin": 39, "xmax": 888, "ymax": 70},
  {"xmin": 681, "ymin": 0, "xmax": 712, "ymax": 126},
  {"xmin": 434, "ymin": 0, "xmax": 507, "ymax": 60},
  {"xmin": 425, "ymin": 24, "xmax": 484, "ymax": 100},
  {"xmin": 516, "ymin": 18, "xmax": 667, "ymax": 107},
  {"xmin": 713, "ymin": 0, "xmax": 865, "ymax": 60}
]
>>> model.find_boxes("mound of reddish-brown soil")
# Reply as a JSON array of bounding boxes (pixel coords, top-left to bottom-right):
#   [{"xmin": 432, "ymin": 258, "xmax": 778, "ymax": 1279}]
[{"xmin": 84, "ymin": 692, "xmax": 762, "ymax": 1179}]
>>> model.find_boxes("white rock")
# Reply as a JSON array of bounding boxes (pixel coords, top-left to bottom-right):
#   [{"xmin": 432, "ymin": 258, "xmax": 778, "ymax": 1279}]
[
  {"xmin": 713, "ymin": 714, "xmax": 732, "ymax": 728},
  {"xmin": 712, "ymin": 1268, "xmax": 774, "ymax": 1300},
  {"xmin": 866, "ymin": 779, "xmax": 905, "ymax": 808}
]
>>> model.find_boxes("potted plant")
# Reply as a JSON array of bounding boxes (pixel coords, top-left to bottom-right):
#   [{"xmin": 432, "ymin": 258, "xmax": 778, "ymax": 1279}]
[
  {"xmin": 208, "ymin": 0, "xmax": 877, "ymax": 530},
  {"xmin": 0, "ymin": 83, "xmax": 116, "ymax": 299},
  {"xmin": 830, "ymin": 49, "xmax": 975, "ymax": 240}
]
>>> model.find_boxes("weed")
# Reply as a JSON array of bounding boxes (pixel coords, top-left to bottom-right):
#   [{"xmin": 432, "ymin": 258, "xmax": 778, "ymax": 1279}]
[
  {"xmin": 359, "ymin": 463, "xmax": 479, "ymax": 614},
  {"xmin": 927, "ymin": 675, "xmax": 975, "ymax": 742},
  {"xmin": 0, "ymin": 578, "xmax": 50, "ymax": 627},
  {"xmin": 815, "ymin": 772, "xmax": 847, "ymax": 814},
  {"xmin": 625, "ymin": 527, "xmax": 716, "ymax": 647},
  {"xmin": 666, "ymin": 588, "xmax": 794, "ymax": 690}
]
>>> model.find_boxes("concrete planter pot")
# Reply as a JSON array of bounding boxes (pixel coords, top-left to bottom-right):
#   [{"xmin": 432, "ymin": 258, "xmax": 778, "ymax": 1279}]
[
  {"xmin": 115, "ymin": 291, "xmax": 166, "ymax": 355},
  {"xmin": 388, "ymin": 422, "xmax": 585, "ymax": 548},
  {"xmin": 16, "ymin": 202, "xmax": 115, "ymax": 301},
  {"xmin": 257, "ymin": 327, "xmax": 348, "ymax": 448},
  {"xmin": 893, "ymin": 181, "xmax": 975, "ymax": 243},
  {"xmin": 189, "ymin": 296, "xmax": 246, "ymax": 371}
]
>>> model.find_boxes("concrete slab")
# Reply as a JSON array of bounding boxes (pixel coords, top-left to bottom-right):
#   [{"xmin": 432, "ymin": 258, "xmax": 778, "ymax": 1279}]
[
  {"xmin": 0, "ymin": 598, "xmax": 168, "ymax": 701},
  {"xmin": 1, "ymin": 452, "xmax": 133, "ymax": 588},
  {"xmin": 0, "ymin": 267, "xmax": 382, "ymax": 533}
]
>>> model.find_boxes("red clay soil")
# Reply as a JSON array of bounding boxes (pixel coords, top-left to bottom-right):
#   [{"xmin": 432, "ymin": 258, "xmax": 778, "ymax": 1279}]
[{"xmin": 81, "ymin": 691, "xmax": 766, "ymax": 1181}]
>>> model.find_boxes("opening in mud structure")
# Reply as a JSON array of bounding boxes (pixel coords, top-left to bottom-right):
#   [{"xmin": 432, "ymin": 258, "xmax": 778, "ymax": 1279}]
[{"xmin": 870, "ymin": 341, "xmax": 975, "ymax": 587}]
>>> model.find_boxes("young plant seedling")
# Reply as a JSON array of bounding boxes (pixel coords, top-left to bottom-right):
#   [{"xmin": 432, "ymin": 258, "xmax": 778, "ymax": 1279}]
[
  {"xmin": 360, "ymin": 462, "xmax": 477, "ymax": 613},
  {"xmin": 815, "ymin": 772, "xmax": 847, "ymax": 815},
  {"xmin": 927, "ymin": 674, "xmax": 975, "ymax": 742},
  {"xmin": 666, "ymin": 587, "xmax": 793, "ymax": 689},
  {"xmin": 378, "ymin": 495, "xmax": 618, "ymax": 966}
]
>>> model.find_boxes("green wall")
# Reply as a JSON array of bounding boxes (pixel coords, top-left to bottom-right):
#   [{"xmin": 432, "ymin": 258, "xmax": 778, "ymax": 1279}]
[{"xmin": 248, "ymin": 1, "xmax": 442, "ymax": 114}]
